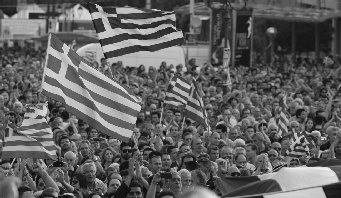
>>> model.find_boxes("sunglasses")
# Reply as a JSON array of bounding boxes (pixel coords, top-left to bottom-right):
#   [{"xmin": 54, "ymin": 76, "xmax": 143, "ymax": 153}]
[
  {"xmin": 122, "ymin": 149, "xmax": 132, "ymax": 153},
  {"xmin": 268, "ymin": 154, "xmax": 277, "ymax": 158},
  {"xmin": 274, "ymin": 147, "xmax": 281, "ymax": 151},
  {"xmin": 231, "ymin": 172, "xmax": 241, "ymax": 177}
]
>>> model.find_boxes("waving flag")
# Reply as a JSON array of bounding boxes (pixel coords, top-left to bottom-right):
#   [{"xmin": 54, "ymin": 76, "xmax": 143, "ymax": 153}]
[
  {"xmin": 224, "ymin": 182, "xmax": 341, "ymax": 198},
  {"xmin": 219, "ymin": 166, "xmax": 341, "ymax": 197},
  {"xmin": 286, "ymin": 132, "xmax": 310, "ymax": 158},
  {"xmin": 41, "ymin": 33, "xmax": 141, "ymax": 141},
  {"xmin": 2, "ymin": 103, "xmax": 57, "ymax": 160},
  {"xmin": 185, "ymin": 81, "xmax": 209, "ymax": 129},
  {"xmin": 88, "ymin": 3, "xmax": 184, "ymax": 60},
  {"xmin": 164, "ymin": 75, "xmax": 191, "ymax": 108}
]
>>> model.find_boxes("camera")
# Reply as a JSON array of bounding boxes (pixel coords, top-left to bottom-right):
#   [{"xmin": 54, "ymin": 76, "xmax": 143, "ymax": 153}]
[
  {"xmin": 160, "ymin": 172, "xmax": 172, "ymax": 179},
  {"xmin": 53, "ymin": 161, "xmax": 65, "ymax": 167}
]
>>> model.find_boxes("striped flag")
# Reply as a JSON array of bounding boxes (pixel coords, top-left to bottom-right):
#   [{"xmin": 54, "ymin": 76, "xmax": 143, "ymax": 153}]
[
  {"xmin": 225, "ymin": 182, "xmax": 341, "ymax": 198},
  {"xmin": 220, "ymin": 166, "xmax": 341, "ymax": 197},
  {"xmin": 88, "ymin": 3, "xmax": 184, "ymax": 60},
  {"xmin": 286, "ymin": 132, "xmax": 310, "ymax": 158},
  {"xmin": 2, "ymin": 103, "xmax": 57, "ymax": 160},
  {"xmin": 164, "ymin": 75, "xmax": 191, "ymax": 108},
  {"xmin": 274, "ymin": 106, "xmax": 289, "ymax": 137},
  {"xmin": 185, "ymin": 82, "xmax": 209, "ymax": 129},
  {"xmin": 41, "ymin": 33, "xmax": 141, "ymax": 141}
]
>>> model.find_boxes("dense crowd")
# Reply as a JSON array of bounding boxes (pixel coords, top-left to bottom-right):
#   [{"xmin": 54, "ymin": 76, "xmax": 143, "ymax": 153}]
[{"xmin": 1, "ymin": 44, "xmax": 341, "ymax": 198}]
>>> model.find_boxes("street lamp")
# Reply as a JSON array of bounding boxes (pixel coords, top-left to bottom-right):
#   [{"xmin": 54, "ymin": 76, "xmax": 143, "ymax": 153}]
[{"xmin": 266, "ymin": 27, "xmax": 277, "ymax": 67}]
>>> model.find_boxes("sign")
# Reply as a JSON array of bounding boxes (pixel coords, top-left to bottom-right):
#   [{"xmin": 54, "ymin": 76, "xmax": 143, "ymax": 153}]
[
  {"xmin": 0, "ymin": 19, "xmax": 46, "ymax": 40},
  {"xmin": 232, "ymin": 8, "xmax": 253, "ymax": 67},
  {"xmin": 29, "ymin": 13, "xmax": 47, "ymax": 19},
  {"xmin": 29, "ymin": 12, "xmax": 60, "ymax": 19}
]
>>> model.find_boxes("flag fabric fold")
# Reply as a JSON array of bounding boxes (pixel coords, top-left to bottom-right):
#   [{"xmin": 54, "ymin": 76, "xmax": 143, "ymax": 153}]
[
  {"xmin": 185, "ymin": 81, "xmax": 209, "ymax": 129},
  {"xmin": 2, "ymin": 103, "xmax": 57, "ymax": 160},
  {"xmin": 164, "ymin": 75, "xmax": 191, "ymax": 108},
  {"xmin": 220, "ymin": 166, "xmax": 341, "ymax": 197},
  {"xmin": 286, "ymin": 132, "xmax": 310, "ymax": 158},
  {"xmin": 41, "ymin": 33, "xmax": 141, "ymax": 141},
  {"xmin": 87, "ymin": 3, "xmax": 184, "ymax": 60},
  {"xmin": 223, "ymin": 182, "xmax": 341, "ymax": 198}
]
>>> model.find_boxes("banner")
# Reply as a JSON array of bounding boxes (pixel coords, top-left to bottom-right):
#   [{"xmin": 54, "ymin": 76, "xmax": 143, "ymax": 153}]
[
  {"xmin": 210, "ymin": 8, "xmax": 225, "ymax": 66},
  {"xmin": 232, "ymin": 8, "xmax": 253, "ymax": 67}
]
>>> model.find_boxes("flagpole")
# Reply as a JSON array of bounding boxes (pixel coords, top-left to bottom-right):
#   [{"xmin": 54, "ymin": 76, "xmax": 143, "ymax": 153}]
[
  {"xmin": 181, "ymin": 116, "xmax": 186, "ymax": 129},
  {"xmin": 10, "ymin": 158, "xmax": 16, "ymax": 168},
  {"xmin": 160, "ymin": 103, "xmax": 164, "ymax": 124}
]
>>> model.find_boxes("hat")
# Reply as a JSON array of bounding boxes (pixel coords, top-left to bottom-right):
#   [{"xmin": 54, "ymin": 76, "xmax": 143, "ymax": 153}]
[
  {"xmin": 69, "ymin": 134, "xmax": 81, "ymax": 141},
  {"xmin": 197, "ymin": 153, "xmax": 210, "ymax": 163},
  {"xmin": 228, "ymin": 166, "xmax": 240, "ymax": 174},
  {"xmin": 310, "ymin": 130, "xmax": 321, "ymax": 137}
]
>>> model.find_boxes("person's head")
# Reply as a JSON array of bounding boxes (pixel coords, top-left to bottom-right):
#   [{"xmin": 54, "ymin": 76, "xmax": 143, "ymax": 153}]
[
  {"xmin": 245, "ymin": 143, "xmax": 258, "ymax": 160},
  {"xmin": 209, "ymin": 132, "xmax": 220, "ymax": 146},
  {"xmin": 252, "ymin": 132, "xmax": 265, "ymax": 147},
  {"xmin": 102, "ymin": 147, "xmax": 116, "ymax": 164},
  {"xmin": 271, "ymin": 142, "xmax": 282, "ymax": 154},
  {"xmin": 79, "ymin": 140, "xmax": 91, "ymax": 158},
  {"xmin": 289, "ymin": 158, "xmax": 300, "ymax": 167},
  {"xmin": 169, "ymin": 146, "xmax": 179, "ymax": 161},
  {"xmin": 151, "ymin": 111, "xmax": 160, "ymax": 124},
  {"xmin": 120, "ymin": 142, "xmax": 133, "ymax": 160},
  {"xmin": 169, "ymin": 171, "xmax": 182, "ymax": 194},
  {"xmin": 191, "ymin": 137, "xmax": 204, "ymax": 154},
  {"xmin": 88, "ymin": 128, "xmax": 98, "ymax": 138},
  {"xmin": 246, "ymin": 126, "xmax": 255, "ymax": 137},
  {"xmin": 157, "ymin": 190, "xmax": 175, "ymax": 198},
  {"xmin": 190, "ymin": 169, "xmax": 207, "ymax": 187},
  {"xmin": 142, "ymin": 147, "xmax": 154, "ymax": 161},
  {"xmin": 64, "ymin": 151, "xmax": 77, "ymax": 167},
  {"xmin": 179, "ymin": 143, "xmax": 191, "ymax": 154},
  {"xmin": 178, "ymin": 169, "xmax": 192, "ymax": 188},
  {"xmin": 82, "ymin": 162, "xmax": 97, "ymax": 183},
  {"xmin": 53, "ymin": 117, "xmax": 63, "ymax": 128},
  {"xmin": 228, "ymin": 166, "xmax": 241, "ymax": 177},
  {"xmin": 229, "ymin": 128, "xmax": 239, "ymax": 141},
  {"xmin": 296, "ymin": 108, "xmax": 307, "ymax": 120},
  {"xmin": 234, "ymin": 153, "xmax": 247, "ymax": 169},
  {"xmin": 59, "ymin": 135, "xmax": 71, "ymax": 151},
  {"xmin": 148, "ymin": 151, "xmax": 162, "ymax": 174},
  {"xmin": 220, "ymin": 146, "xmax": 233, "ymax": 160},
  {"xmin": 107, "ymin": 178, "xmax": 121, "ymax": 194},
  {"xmin": 79, "ymin": 130, "xmax": 88, "ymax": 140},
  {"xmin": 290, "ymin": 121, "xmax": 301, "ymax": 133},
  {"xmin": 162, "ymin": 152, "xmax": 172, "ymax": 170},
  {"xmin": 178, "ymin": 186, "xmax": 220, "ymax": 198},
  {"xmin": 182, "ymin": 131, "xmax": 193, "ymax": 146},
  {"xmin": 208, "ymin": 146, "xmax": 220, "ymax": 162},
  {"xmin": 267, "ymin": 149, "xmax": 278, "ymax": 162},
  {"xmin": 326, "ymin": 126, "xmax": 340, "ymax": 143},
  {"xmin": 127, "ymin": 182, "xmax": 143, "ymax": 198},
  {"xmin": 18, "ymin": 186, "xmax": 33, "ymax": 198},
  {"xmin": 170, "ymin": 125, "xmax": 179, "ymax": 138},
  {"xmin": 13, "ymin": 101, "xmax": 23, "ymax": 114},
  {"xmin": 40, "ymin": 187, "xmax": 59, "ymax": 198}
]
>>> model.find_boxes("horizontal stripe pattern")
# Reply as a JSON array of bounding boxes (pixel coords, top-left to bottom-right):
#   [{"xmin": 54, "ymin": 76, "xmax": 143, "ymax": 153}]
[
  {"xmin": 42, "ymin": 33, "xmax": 141, "ymax": 141},
  {"xmin": 185, "ymin": 82, "xmax": 208, "ymax": 128},
  {"xmin": 88, "ymin": 3, "xmax": 183, "ymax": 59},
  {"xmin": 286, "ymin": 132, "xmax": 310, "ymax": 158},
  {"xmin": 2, "ymin": 103, "xmax": 57, "ymax": 160},
  {"xmin": 224, "ymin": 167, "xmax": 340, "ymax": 197},
  {"xmin": 226, "ymin": 182, "xmax": 341, "ymax": 198},
  {"xmin": 276, "ymin": 108, "xmax": 289, "ymax": 137},
  {"xmin": 164, "ymin": 75, "xmax": 191, "ymax": 108}
]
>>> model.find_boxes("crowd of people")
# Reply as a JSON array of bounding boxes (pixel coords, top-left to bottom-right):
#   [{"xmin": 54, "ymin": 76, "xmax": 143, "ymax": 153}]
[{"xmin": 0, "ymin": 43, "xmax": 341, "ymax": 198}]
